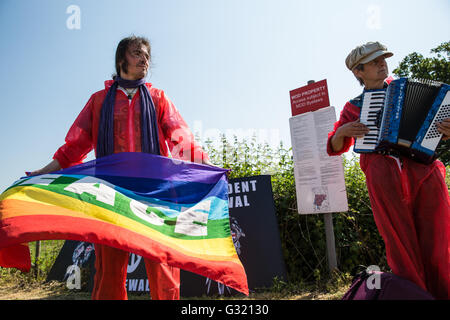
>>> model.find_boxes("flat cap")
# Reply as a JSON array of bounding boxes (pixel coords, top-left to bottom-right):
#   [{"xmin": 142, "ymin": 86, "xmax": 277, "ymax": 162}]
[{"xmin": 345, "ymin": 41, "xmax": 393, "ymax": 70}]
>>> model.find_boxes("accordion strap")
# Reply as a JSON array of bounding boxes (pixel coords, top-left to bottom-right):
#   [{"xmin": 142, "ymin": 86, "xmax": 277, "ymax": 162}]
[{"xmin": 375, "ymin": 149, "xmax": 401, "ymax": 157}]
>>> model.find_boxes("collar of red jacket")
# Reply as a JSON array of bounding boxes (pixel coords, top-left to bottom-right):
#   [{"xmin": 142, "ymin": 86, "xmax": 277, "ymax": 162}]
[{"xmin": 104, "ymin": 80, "xmax": 153, "ymax": 90}]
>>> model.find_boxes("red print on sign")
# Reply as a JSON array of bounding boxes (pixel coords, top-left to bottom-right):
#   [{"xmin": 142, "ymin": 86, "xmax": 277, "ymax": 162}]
[{"xmin": 289, "ymin": 79, "xmax": 330, "ymax": 116}]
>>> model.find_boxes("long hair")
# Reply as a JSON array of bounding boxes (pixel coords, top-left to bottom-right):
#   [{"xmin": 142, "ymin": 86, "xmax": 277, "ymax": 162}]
[{"xmin": 114, "ymin": 35, "xmax": 151, "ymax": 79}]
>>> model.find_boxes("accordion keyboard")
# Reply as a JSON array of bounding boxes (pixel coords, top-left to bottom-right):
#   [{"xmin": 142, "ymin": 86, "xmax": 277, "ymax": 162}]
[{"xmin": 354, "ymin": 90, "xmax": 386, "ymax": 152}]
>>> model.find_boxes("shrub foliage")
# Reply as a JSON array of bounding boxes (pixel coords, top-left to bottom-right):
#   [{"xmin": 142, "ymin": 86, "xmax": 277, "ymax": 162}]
[{"xmin": 204, "ymin": 135, "xmax": 391, "ymax": 283}]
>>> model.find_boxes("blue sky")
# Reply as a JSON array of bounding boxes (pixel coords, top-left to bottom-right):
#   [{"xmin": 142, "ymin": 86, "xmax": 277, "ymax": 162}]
[{"xmin": 0, "ymin": 0, "xmax": 449, "ymax": 192}]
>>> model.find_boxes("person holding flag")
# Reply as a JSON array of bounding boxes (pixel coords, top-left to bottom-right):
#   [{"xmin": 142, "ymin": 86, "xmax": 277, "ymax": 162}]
[{"xmin": 28, "ymin": 35, "xmax": 214, "ymax": 300}]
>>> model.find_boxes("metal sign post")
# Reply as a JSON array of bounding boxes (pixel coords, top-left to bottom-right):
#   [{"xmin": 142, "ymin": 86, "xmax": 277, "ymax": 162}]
[{"xmin": 324, "ymin": 212, "xmax": 337, "ymax": 272}]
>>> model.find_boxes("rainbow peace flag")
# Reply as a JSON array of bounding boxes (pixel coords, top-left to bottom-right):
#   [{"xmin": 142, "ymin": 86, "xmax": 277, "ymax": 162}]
[{"xmin": 0, "ymin": 152, "xmax": 248, "ymax": 295}]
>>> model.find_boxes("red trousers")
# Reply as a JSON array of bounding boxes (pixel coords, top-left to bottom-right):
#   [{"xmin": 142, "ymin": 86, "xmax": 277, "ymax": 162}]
[
  {"xmin": 360, "ymin": 153, "xmax": 450, "ymax": 299},
  {"xmin": 92, "ymin": 244, "xmax": 180, "ymax": 300}
]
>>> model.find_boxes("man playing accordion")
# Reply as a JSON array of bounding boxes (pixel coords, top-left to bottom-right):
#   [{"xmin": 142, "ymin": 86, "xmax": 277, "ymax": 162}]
[{"xmin": 327, "ymin": 41, "xmax": 450, "ymax": 300}]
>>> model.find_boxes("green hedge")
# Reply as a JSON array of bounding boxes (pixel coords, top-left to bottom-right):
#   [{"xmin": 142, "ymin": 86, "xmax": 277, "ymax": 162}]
[{"xmin": 204, "ymin": 135, "xmax": 448, "ymax": 284}]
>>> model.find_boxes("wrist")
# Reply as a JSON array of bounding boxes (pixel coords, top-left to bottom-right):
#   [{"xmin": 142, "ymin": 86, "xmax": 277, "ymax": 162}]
[
  {"xmin": 331, "ymin": 131, "xmax": 345, "ymax": 153},
  {"xmin": 334, "ymin": 127, "xmax": 346, "ymax": 139}
]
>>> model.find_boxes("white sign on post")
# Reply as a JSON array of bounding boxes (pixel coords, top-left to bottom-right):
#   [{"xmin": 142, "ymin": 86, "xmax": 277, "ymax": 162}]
[{"xmin": 289, "ymin": 106, "xmax": 348, "ymax": 214}]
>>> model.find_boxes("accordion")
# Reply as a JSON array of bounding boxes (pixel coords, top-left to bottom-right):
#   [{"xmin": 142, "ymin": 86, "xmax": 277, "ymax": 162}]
[{"xmin": 354, "ymin": 78, "xmax": 450, "ymax": 164}]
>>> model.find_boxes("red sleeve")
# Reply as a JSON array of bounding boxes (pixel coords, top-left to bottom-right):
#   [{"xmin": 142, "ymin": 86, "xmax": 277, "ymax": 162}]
[
  {"xmin": 53, "ymin": 96, "xmax": 94, "ymax": 168},
  {"xmin": 157, "ymin": 90, "xmax": 210, "ymax": 163},
  {"xmin": 326, "ymin": 101, "xmax": 360, "ymax": 156}
]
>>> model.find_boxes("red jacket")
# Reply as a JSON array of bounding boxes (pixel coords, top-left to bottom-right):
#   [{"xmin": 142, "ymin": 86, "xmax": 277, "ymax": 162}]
[{"xmin": 54, "ymin": 80, "xmax": 209, "ymax": 168}]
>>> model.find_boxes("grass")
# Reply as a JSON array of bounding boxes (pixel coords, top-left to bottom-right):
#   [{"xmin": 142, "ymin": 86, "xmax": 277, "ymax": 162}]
[
  {"xmin": 0, "ymin": 240, "xmax": 352, "ymax": 300},
  {"xmin": 0, "ymin": 280, "xmax": 350, "ymax": 300},
  {"xmin": 0, "ymin": 266, "xmax": 351, "ymax": 300}
]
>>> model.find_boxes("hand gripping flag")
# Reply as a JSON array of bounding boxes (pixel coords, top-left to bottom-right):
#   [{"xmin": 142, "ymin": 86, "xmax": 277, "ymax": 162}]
[{"xmin": 0, "ymin": 152, "xmax": 248, "ymax": 295}]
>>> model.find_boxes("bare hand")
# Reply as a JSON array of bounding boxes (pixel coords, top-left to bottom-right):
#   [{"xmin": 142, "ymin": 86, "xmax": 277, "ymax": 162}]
[
  {"xmin": 202, "ymin": 159, "xmax": 231, "ymax": 177},
  {"xmin": 27, "ymin": 159, "xmax": 62, "ymax": 177},
  {"xmin": 336, "ymin": 119, "xmax": 370, "ymax": 139},
  {"xmin": 26, "ymin": 169, "xmax": 44, "ymax": 177},
  {"xmin": 437, "ymin": 118, "xmax": 450, "ymax": 141},
  {"xmin": 330, "ymin": 119, "xmax": 370, "ymax": 153}
]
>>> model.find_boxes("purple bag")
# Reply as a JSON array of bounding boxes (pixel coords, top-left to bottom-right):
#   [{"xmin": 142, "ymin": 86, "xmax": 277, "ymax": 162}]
[{"xmin": 342, "ymin": 268, "xmax": 435, "ymax": 300}]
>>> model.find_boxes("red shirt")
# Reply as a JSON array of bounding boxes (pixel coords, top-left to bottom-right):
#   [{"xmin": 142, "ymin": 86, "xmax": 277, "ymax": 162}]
[{"xmin": 54, "ymin": 80, "xmax": 209, "ymax": 168}]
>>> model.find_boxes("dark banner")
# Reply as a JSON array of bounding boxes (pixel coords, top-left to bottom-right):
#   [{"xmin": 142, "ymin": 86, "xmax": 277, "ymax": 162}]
[
  {"xmin": 46, "ymin": 241, "xmax": 153, "ymax": 293},
  {"xmin": 181, "ymin": 175, "xmax": 287, "ymax": 297},
  {"xmin": 47, "ymin": 175, "xmax": 287, "ymax": 297}
]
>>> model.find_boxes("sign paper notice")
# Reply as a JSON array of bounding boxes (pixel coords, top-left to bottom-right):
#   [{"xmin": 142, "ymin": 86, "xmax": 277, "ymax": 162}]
[{"xmin": 289, "ymin": 106, "xmax": 348, "ymax": 214}]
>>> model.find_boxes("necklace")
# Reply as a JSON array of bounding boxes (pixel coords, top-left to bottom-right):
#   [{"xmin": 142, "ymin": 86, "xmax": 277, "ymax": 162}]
[{"xmin": 124, "ymin": 87, "xmax": 137, "ymax": 100}]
